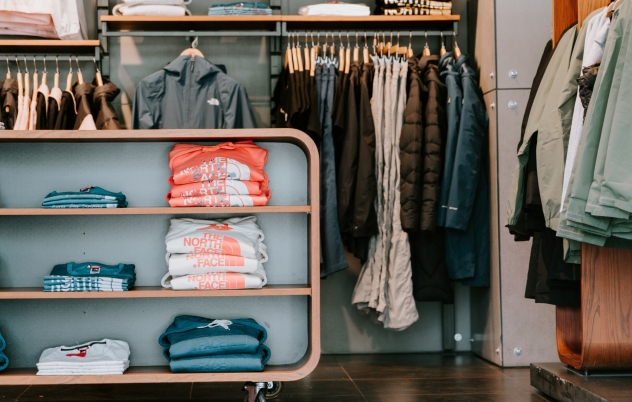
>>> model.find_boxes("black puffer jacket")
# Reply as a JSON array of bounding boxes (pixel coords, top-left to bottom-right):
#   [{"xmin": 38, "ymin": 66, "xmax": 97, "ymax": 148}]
[
  {"xmin": 419, "ymin": 55, "xmax": 447, "ymax": 232},
  {"xmin": 399, "ymin": 57, "xmax": 424, "ymax": 233}
]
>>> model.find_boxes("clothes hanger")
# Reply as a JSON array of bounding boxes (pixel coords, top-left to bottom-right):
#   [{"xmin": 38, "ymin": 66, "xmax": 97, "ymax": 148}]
[
  {"xmin": 389, "ymin": 31, "xmax": 398, "ymax": 56},
  {"xmin": 353, "ymin": 31, "xmax": 360, "ymax": 62},
  {"xmin": 15, "ymin": 57, "xmax": 22, "ymax": 98},
  {"xmin": 53, "ymin": 56, "xmax": 60, "ymax": 89},
  {"xmin": 440, "ymin": 32, "xmax": 447, "ymax": 56},
  {"xmin": 65, "ymin": 56, "xmax": 73, "ymax": 92},
  {"xmin": 41, "ymin": 56, "xmax": 48, "ymax": 88},
  {"xmin": 5, "ymin": 56, "xmax": 10, "ymax": 79},
  {"xmin": 338, "ymin": 32, "xmax": 345, "ymax": 72},
  {"xmin": 93, "ymin": 57, "xmax": 103, "ymax": 86},
  {"xmin": 372, "ymin": 32, "xmax": 377, "ymax": 57},
  {"xmin": 286, "ymin": 34, "xmax": 295, "ymax": 74},
  {"xmin": 75, "ymin": 57, "xmax": 84, "ymax": 85},
  {"xmin": 31, "ymin": 56, "xmax": 38, "ymax": 101},
  {"xmin": 363, "ymin": 32, "xmax": 370, "ymax": 64},
  {"xmin": 330, "ymin": 31, "xmax": 336, "ymax": 58},
  {"xmin": 310, "ymin": 32, "xmax": 317, "ymax": 76},
  {"xmin": 291, "ymin": 32, "xmax": 300, "ymax": 72},
  {"xmin": 397, "ymin": 32, "xmax": 408, "ymax": 57},
  {"xmin": 422, "ymin": 31, "xmax": 431, "ymax": 56},
  {"xmin": 304, "ymin": 32, "xmax": 311, "ymax": 73},
  {"xmin": 407, "ymin": 31, "xmax": 414, "ymax": 58},
  {"xmin": 180, "ymin": 36, "xmax": 203, "ymax": 60},
  {"xmin": 453, "ymin": 32, "xmax": 462, "ymax": 58},
  {"xmin": 23, "ymin": 57, "xmax": 30, "ymax": 102},
  {"xmin": 345, "ymin": 31, "xmax": 351, "ymax": 73}
]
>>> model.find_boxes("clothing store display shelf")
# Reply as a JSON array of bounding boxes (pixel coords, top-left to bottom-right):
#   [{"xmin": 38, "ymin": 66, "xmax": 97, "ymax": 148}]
[
  {"xmin": 0, "ymin": 128, "xmax": 320, "ymax": 385},
  {"xmin": 0, "ymin": 206, "xmax": 311, "ymax": 216},
  {"xmin": 100, "ymin": 15, "xmax": 460, "ymax": 37},
  {"xmin": 0, "ymin": 363, "xmax": 313, "ymax": 385},
  {"xmin": 0, "ymin": 40, "xmax": 101, "ymax": 59},
  {"xmin": 0, "ymin": 285, "xmax": 311, "ymax": 299}
]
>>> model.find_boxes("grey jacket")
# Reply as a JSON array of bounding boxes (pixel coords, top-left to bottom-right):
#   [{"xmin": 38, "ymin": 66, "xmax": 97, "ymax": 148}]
[{"xmin": 132, "ymin": 56, "xmax": 256, "ymax": 129}]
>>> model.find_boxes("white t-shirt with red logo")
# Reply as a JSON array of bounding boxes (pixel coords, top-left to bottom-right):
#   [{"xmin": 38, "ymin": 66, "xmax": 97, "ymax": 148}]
[{"xmin": 37, "ymin": 339, "xmax": 130, "ymax": 375}]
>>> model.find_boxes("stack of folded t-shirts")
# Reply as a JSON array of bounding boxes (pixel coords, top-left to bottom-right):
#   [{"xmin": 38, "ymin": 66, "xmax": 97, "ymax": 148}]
[
  {"xmin": 42, "ymin": 186, "xmax": 128, "ymax": 209},
  {"xmin": 113, "ymin": 0, "xmax": 191, "ymax": 16},
  {"xmin": 36, "ymin": 339, "xmax": 130, "ymax": 375},
  {"xmin": 44, "ymin": 262, "xmax": 136, "ymax": 292},
  {"xmin": 375, "ymin": 0, "xmax": 452, "ymax": 15},
  {"xmin": 208, "ymin": 2, "xmax": 272, "ymax": 16},
  {"xmin": 159, "ymin": 316, "xmax": 270, "ymax": 373},
  {"xmin": 0, "ymin": 331, "xmax": 8, "ymax": 372},
  {"xmin": 161, "ymin": 217, "xmax": 268, "ymax": 290},
  {"xmin": 0, "ymin": 0, "xmax": 88, "ymax": 40},
  {"xmin": 298, "ymin": 1, "xmax": 371, "ymax": 16},
  {"xmin": 167, "ymin": 141, "xmax": 271, "ymax": 207}
]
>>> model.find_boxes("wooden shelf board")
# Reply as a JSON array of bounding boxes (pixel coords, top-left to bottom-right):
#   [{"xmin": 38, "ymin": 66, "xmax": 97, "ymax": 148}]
[
  {"xmin": 281, "ymin": 15, "xmax": 460, "ymax": 22},
  {"xmin": 101, "ymin": 15, "xmax": 280, "ymax": 32},
  {"xmin": 0, "ymin": 40, "xmax": 100, "ymax": 54},
  {"xmin": 0, "ymin": 364, "xmax": 310, "ymax": 385},
  {"xmin": 0, "ymin": 285, "xmax": 311, "ymax": 299},
  {"xmin": 0, "ymin": 206, "xmax": 310, "ymax": 216}
]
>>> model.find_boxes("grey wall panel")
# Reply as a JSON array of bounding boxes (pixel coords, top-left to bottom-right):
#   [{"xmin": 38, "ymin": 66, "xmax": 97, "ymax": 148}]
[
  {"xmin": 496, "ymin": 89, "xmax": 557, "ymax": 367},
  {"xmin": 0, "ymin": 296, "xmax": 308, "ymax": 368},
  {"xmin": 470, "ymin": 90, "xmax": 502, "ymax": 366},
  {"xmin": 495, "ymin": 0, "xmax": 552, "ymax": 89},
  {"xmin": 470, "ymin": 0, "xmax": 497, "ymax": 94},
  {"xmin": 0, "ymin": 142, "xmax": 307, "ymax": 208}
]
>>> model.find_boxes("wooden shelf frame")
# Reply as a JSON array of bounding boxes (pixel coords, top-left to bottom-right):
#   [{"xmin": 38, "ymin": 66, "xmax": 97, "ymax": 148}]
[
  {"xmin": 100, "ymin": 15, "xmax": 460, "ymax": 37},
  {"xmin": 0, "ymin": 40, "xmax": 102, "ymax": 61},
  {"xmin": 0, "ymin": 206, "xmax": 310, "ymax": 216},
  {"xmin": 0, "ymin": 129, "xmax": 322, "ymax": 384},
  {"xmin": 0, "ymin": 285, "xmax": 311, "ymax": 299}
]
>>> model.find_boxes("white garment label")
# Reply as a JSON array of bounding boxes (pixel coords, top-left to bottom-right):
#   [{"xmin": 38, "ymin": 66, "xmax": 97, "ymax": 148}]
[
  {"xmin": 207, "ymin": 98, "xmax": 220, "ymax": 106},
  {"xmin": 89, "ymin": 265, "xmax": 101, "ymax": 274}
]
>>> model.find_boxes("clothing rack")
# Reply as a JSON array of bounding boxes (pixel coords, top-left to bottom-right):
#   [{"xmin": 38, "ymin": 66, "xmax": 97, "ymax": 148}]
[{"xmin": 551, "ymin": 0, "xmax": 632, "ymax": 371}]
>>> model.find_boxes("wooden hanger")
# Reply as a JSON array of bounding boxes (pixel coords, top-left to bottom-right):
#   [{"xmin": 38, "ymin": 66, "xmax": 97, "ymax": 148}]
[
  {"xmin": 41, "ymin": 56, "xmax": 48, "ymax": 89},
  {"xmin": 286, "ymin": 40, "xmax": 295, "ymax": 74},
  {"xmin": 407, "ymin": 32, "xmax": 414, "ymax": 58},
  {"xmin": 53, "ymin": 56, "xmax": 59, "ymax": 89},
  {"xmin": 304, "ymin": 32, "xmax": 311, "ymax": 73},
  {"xmin": 65, "ymin": 56, "xmax": 73, "ymax": 92},
  {"xmin": 180, "ymin": 36, "xmax": 203, "ymax": 61},
  {"xmin": 345, "ymin": 32, "xmax": 351, "ymax": 73},
  {"xmin": 396, "ymin": 32, "xmax": 408, "ymax": 57},
  {"xmin": 453, "ymin": 32, "xmax": 462, "ymax": 58},
  {"xmin": 31, "ymin": 57, "xmax": 38, "ymax": 100},
  {"xmin": 388, "ymin": 32, "xmax": 398, "ymax": 56},
  {"xmin": 310, "ymin": 32, "xmax": 317, "ymax": 77},
  {"xmin": 75, "ymin": 57, "xmax": 84, "ymax": 85},
  {"xmin": 5, "ymin": 56, "xmax": 10, "ymax": 80},
  {"xmin": 353, "ymin": 32, "xmax": 360, "ymax": 62},
  {"xmin": 363, "ymin": 32, "xmax": 370, "ymax": 63},
  {"xmin": 440, "ymin": 32, "xmax": 447, "ymax": 57},
  {"xmin": 23, "ymin": 57, "xmax": 30, "ymax": 101},
  {"xmin": 422, "ymin": 32, "xmax": 431, "ymax": 57},
  {"xmin": 291, "ymin": 33, "xmax": 300, "ymax": 73},
  {"xmin": 338, "ymin": 32, "xmax": 345, "ymax": 72},
  {"xmin": 93, "ymin": 57, "xmax": 103, "ymax": 87}
]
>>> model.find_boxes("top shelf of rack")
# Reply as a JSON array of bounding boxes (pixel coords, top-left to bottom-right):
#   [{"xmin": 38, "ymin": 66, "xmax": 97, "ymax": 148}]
[
  {"xmin": 0, "ymin": 40, "xmax": 101, "ymax": 54},
  {"xmin": 100, "ymin": 15, "xmax": 460, "ymax": 36}
]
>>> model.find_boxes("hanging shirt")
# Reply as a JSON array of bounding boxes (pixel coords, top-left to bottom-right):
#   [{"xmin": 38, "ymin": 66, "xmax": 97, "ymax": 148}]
[
  {"xmin": 1, "ymin": 78, "xmax": 17, "ymax": 130},
  {"xmin": 54, "ymin": 89, "xmax": 77, "ymax": 130},
  {"xmin": 132, "ymin": 55, "xmax": 256, "ymax": 129},
  {"xmin": 93, "ymin": 82, "xmax": 122, "ymax": 130},
  {"xmin": 73, "ymin": 82, "xmax": 97, "ymax": 130},
  {"xmin": 34, "ymin": 83, "xmax": 48, "ymax": 130},
  {"xmin": 46, "ymin": 86, "xmax": 62, "ymax": 130}
]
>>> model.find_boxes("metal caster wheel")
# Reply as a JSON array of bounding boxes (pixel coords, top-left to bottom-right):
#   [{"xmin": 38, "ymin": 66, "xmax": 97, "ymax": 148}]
[
  {"xmin": 243, "ymin": 382, "xmax": 268, "ymax": 402},
  {"xmin": 265, "ymin": 381, "xmax": 284, "ymax": 399}
]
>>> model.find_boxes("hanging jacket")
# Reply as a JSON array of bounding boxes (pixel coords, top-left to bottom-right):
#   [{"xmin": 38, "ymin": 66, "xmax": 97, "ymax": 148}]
[
  {"xmin": 46, "ymin": 87, "xmax": 62, "ymax": 130},
  {"xmin": 132, "ymin": 55, "xmax": 256, "ymax": 129},
  {"xmin": 399, "ymin": 57, "xmax": 423, "ymax": 233},
  {"xmin": 73, "ymin": 82, "xmax": 97, "ymax": 130},
  {"xmin": 93, "ymin": 81, "xmax": 122, "ymax": 130},
  {"xmin": 54, "ymin": 89, "xmax": 77, "ymax": 130},
  {"xmin": 35, "ymin": 84, "xmax": 48, "ymax": 130},
  {"xmin": 419, "ymin": 55, "xmax": 447, "ymax": 232},
  {"xmin": 1, "ymin": 78, "xmax": 17, "ymax": 130},
  {"xmin": 440, "ymin": 54, "xmax": 490, "ymax": 287},
  {"xmin": 578, "ymin": 62, "xmax": 600, "ymax": 119}
]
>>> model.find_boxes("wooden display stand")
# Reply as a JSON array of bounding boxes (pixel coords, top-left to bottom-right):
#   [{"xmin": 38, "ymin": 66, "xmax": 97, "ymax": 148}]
[{"xmin": 551, "ymin": 0, "xmax": 632, "ymax": 371}]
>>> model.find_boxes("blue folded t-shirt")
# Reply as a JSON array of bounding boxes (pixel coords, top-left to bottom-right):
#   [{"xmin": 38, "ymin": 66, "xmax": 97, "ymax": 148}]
[{"xmin": 170, "ymin": 344, "xmax": 270, "ymax": 373}]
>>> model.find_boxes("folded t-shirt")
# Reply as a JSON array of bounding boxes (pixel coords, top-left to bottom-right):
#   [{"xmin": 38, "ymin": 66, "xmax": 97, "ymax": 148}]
[
  {"xmin": 161, "ymin": 270, "xmax": 266, "ymax": 290},
  {"xmin": 167, "ymin": 179, "xmax": 265, "ymax": 197},
  {"xmin": 49, "ymin": 262, "xmax": 136, "ymax": 281},
  {"xmin": 169, "ymin": 344, "xmax": 270, "ymax": 373},
  {"xmin": 168, "ymin": 194, "xmax": 269, "ymax": 207},
  {"xmin": 167, "ymin": 253, "xmax": 261, "ymax": 276}
]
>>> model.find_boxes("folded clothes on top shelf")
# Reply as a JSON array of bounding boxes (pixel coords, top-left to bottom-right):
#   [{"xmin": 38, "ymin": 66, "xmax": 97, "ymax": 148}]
[
  {"xmin": 0, "ymin": 331, "xmax": 8, "ymax": 371},
  {"xmin": 208, "ymin": 2, "xmax": 272, "ymax": 16},
  {"xmin": 44, "ymin": 262, "xmax": 136, "ymax": 292},
  {"xmin": 298, "ymin": 2, "xmax": 371, "ymax": 16},
  {"xmin": 375, "ymin": 0, "xmax": 452, "ymax": 15},
  {"xmin": 113, "ymin": 0, "xmax": 191, "ymax": 16},
  {"xmin": 37, "ymin": 339, "xmax": 130, "ymax": 376},
  {"xmin": 42, "ymin": 187, "xmax": 128, "ymax": 209},
  {"xmin": 158, "ymin": 316, "xmax": 270, "ymax": 372}
]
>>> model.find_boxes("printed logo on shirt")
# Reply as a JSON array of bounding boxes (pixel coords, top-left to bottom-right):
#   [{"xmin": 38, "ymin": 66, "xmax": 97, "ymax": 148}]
[
  {"xmin": 178, "ymin": 157, "xmax": 252, "ymax": 182},
  {"xmin": 66, "ymin": 346, "xmax": 90, "ymax": 358},
  {"xmin": 188, "ymin": 272, "xmax": 246, "ymax": 290},
  {"xmin": 185, "ymin": 254, "xmax": 246, "ymax": 269},
  {"xmin": 88, "ymin": 265, "xmax": 101, "ymax": 274},
  {"xmin": 197, "ymin": 224, "xmax": 231, "ymax": 231},
  {"xmin": 182, "ymin": 233, "xmax": 242, "ymax": 255},
  {"xmin": 207, "ymin": 98, "xmax": 220, "ymax": 106}
]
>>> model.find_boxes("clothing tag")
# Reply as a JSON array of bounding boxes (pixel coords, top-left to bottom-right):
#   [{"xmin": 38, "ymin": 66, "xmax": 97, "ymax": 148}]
[
  {"xmin": 197, "ymin": 319, "xmax": 233, "ymax": 330},
  {"xmin": 207, "ymin": 98, "xmax": 220, "ymax": 106},
  {"xmin": 89, "ymin": 265, "xmax": 101, "ymax": 274}
]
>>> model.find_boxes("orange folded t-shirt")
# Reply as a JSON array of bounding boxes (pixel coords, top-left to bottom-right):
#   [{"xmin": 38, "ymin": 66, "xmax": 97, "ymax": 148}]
[
  {"xmin": 167, "ymin": 179, "xmax": 265, "ymax": 198},
  {"xmin": 169, "ymin": 142, "xmax": 268, "ymax": 185},
  {"xmin": 168, "ymin": 194, "xmax": 270, "ymax": 207}
]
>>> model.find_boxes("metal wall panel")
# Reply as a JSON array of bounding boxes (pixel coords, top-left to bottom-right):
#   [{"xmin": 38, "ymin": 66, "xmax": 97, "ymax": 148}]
[
  {"xmin": 495, "ymin": 0, "xmax": 552, "ymax": 89},
  {"xmin": 496, "ymin": 89, "xmax": 558, "ymax": 367}
]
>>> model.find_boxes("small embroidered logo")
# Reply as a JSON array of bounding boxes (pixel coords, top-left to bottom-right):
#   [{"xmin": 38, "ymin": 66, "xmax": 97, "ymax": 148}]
[
  {"xmin": 89, "ymin": 265, "xmax": 101, "ymax": 274},
  {"xmin": 207, "ymin": 98, "xmax": 220, "ymax": 106}
]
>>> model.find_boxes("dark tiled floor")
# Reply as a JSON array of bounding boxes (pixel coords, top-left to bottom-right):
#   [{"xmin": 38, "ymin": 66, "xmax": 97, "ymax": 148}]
[{"xmin": 1, "ymin": 353, "xmax": 554, "ymax": 402}]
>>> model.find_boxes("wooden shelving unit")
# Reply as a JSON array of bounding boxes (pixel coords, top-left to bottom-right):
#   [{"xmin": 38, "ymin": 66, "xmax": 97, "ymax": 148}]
[
  {"xmin": 0, "ymin": 285, "xmax": 311, "ymax": 299},
  {"xmin": 0, "ymin": 206, "xmax": 310, "ymax": 216},
  {"xmin": 0, "ymin": 129, "xmax": 321, "ymax": 385}
]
